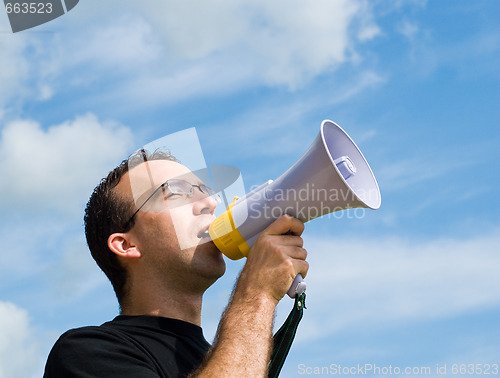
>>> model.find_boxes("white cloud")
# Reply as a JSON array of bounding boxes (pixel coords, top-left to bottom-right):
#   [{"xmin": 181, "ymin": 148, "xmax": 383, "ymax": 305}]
[
  {"xmin": 0, "ymin": 113, "xmax": 135, "ymax": 215},
  {"xmin": 56, "ymin": 15, "xmax": 161, "ymax": 77},
  {"xmin": 0, "ymin": 1, "xmax": 389, "ymax": 117},
  {"xmin": 98, "ymin": 0, "xmax": 380, "ymax": 82},
  {"xmin": 21, "ymin": 0, "xmax": 382, "ymax": 108},
  {"xmin": 288, "ymin": 232, "xmax": 500, "ymax": 343},
  {"xmin": 0, "ymin": 302, "xmax": 38, "ymax": 378},
  {"xmin": 155, "ymin": 0, "xmax": 379, "ymax": 89}
]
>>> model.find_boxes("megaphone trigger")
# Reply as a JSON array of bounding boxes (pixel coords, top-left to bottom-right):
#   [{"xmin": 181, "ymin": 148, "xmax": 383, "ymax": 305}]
[{"xmin": 288, "ymin": 273, "xmax": 307, "ymax": 298}]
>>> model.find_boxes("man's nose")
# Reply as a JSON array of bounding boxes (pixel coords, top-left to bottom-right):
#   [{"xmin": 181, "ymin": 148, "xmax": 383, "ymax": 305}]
[{"xmin": 192, "ymin": 189, "xmax": 218, "ymax": 215}]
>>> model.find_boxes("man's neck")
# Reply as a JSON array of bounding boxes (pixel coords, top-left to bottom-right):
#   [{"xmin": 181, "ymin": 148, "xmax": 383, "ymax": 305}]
[{"xmin": 120, "ymin": 282, "xmax": 204, "ymax": 326}]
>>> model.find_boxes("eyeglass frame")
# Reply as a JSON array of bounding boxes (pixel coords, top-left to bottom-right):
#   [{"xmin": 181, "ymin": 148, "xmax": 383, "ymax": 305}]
[{"xmin": 123, "ymin": 178, "xmax": 221, "ymax": 229}]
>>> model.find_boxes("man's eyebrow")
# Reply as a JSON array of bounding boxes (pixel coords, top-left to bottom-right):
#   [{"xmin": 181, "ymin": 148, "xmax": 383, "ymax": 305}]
[{"xmin": 185, "ymin": 176, "xmax": 204, "ymax": 186}]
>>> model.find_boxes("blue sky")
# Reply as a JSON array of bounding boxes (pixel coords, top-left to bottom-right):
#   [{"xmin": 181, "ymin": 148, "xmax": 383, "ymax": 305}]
[{"xmin": 0, "ymin": 1, "xmax": 499, "ymax": 377}]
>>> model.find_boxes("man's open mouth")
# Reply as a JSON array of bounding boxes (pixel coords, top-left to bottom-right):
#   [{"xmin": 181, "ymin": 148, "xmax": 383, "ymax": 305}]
[{"xmin": 197, "ymin": 227, "xmax": 211, "ymax": 239}]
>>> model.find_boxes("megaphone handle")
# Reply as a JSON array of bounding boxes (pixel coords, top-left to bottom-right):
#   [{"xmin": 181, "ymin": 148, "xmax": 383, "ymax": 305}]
[{"xmin": 287, "ymin": 273, "xmax": 306, "ymax": 298}]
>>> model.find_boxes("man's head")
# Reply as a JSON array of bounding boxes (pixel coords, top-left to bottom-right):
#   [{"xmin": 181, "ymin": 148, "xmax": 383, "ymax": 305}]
[{"xmin": 84, "ymin": 150, "xmax": 225, "ymax": 307}]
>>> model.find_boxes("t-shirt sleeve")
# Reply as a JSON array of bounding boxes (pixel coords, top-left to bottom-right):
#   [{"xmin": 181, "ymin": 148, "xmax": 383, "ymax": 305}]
[{"xmin": 43, "ymin": 327, "xmax": 164, "ymax": 378}]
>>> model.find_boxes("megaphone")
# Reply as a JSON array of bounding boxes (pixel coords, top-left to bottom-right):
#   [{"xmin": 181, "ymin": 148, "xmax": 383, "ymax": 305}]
[{"xmin": 209, "ymin": 120, "xmax": 381, "ymax": 297}]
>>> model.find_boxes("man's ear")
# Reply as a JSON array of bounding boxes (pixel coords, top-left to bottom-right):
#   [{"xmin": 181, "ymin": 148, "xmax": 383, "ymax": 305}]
[{"xmin": 108, "ymin": 233, "xmax": 141, "ymax": 259}]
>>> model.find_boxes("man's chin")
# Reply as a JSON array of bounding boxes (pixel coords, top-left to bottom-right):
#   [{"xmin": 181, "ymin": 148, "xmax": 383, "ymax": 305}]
[
  {"xmin": 194, "ymin": 238, "xmax": 223, "ymax": 256},
  {"xmin": 192, "ymin": 242, "xmax": 226, "ymax": 280}
]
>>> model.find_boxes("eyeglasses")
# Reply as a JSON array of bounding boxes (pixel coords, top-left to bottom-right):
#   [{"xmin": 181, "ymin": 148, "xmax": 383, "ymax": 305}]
[{"xmin": 124, "ymin": 179, "xmax": 221, "ymax": 229}]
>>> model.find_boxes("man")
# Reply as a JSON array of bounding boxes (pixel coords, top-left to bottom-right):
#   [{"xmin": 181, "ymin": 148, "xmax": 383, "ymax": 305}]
[{"xmin": 44, "ymin": 149, "xmax": 309, "ymax": 377}]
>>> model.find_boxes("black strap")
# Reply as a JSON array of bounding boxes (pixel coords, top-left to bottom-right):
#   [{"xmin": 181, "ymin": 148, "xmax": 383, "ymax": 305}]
[{"xmin": 269, "ymin": 293, "xmax": 306, "ymax": 378}]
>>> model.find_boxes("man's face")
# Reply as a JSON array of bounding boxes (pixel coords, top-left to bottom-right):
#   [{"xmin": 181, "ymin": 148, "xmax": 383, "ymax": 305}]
[{"xmin": 116, "ymin": 160, "xmax": 226, "ymax": 289}]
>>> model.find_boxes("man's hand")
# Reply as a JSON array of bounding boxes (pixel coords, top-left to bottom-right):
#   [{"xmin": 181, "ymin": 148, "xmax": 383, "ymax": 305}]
[
  {"xmin": 236, "ymin": 214, "xmax": 309, "ymax": 304},
  {"xmin": 192, "ymin": 215, "xmax": 308, "ymax": 377}
]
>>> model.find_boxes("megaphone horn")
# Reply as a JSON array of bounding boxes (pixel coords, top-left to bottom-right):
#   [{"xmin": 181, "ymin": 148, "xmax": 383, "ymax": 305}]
[{"xmin": 209, "ymin": 120, "xmax": 381, "ymax": 297}]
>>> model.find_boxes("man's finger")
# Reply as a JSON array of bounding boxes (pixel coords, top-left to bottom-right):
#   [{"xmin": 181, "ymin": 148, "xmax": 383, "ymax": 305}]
[
  {"xmin": 288, "ymin": 246, "xmax": 307, "ymax": 260},
  {"xmin": 294, "ymin": 259, "xmax": 309, "ymax": 279},
  {"xmin": 262, "ymin": 215, "xmax": 305, "ymax": 237},
  {"xmin": 274, "ymin": 234, "xmax": 304, "ymax": 248}
]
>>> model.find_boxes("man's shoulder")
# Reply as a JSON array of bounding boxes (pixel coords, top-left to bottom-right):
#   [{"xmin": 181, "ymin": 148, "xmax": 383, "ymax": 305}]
[
  {"xmin": 43, "ymin": 323, "xmax": 160, "ymax": 378},
  {"xmin": 52, "ymin": 321, "xmax": 124, "ymax": 346},
  {"xmin": 47, "ymin": 323, "xmax": 134, "ymax": 361}
]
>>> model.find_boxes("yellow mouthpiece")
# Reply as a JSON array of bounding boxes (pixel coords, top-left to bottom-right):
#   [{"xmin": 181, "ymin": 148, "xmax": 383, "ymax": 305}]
[{"xmin": 208, "ymin": 197, "xmax": 250, "ymax": 260}]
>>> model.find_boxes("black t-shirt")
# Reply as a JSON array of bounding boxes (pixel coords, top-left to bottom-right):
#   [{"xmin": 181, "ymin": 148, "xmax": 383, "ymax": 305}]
[{"xmin": 43, "ymin": 315, "xmax": 210, "ymax": 378}]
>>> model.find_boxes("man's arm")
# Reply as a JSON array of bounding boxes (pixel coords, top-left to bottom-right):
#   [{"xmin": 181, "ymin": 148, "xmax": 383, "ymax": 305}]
[{"xmin": 192, "ymin": 215, "xmax": 309, "ymax": 377}]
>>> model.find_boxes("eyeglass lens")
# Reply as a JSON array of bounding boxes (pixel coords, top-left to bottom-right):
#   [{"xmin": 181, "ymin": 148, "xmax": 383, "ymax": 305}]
[{"xmin": 167, "ymin": 180, "xmax": 221, "ymax": 202}]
